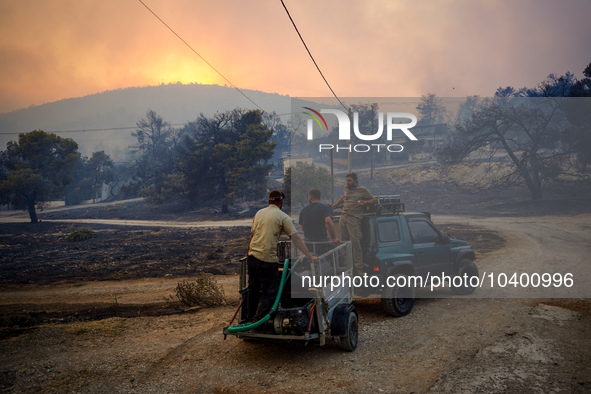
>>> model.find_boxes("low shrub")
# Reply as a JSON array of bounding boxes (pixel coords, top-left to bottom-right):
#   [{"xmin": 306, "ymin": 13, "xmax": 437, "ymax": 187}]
[
  {"xmin": 67, "ymin": 228, "xmax": 97, "ymax": 242},
  {"xmin": 170, "ymin": 273, "xmax": 226, "ymax": 308}
]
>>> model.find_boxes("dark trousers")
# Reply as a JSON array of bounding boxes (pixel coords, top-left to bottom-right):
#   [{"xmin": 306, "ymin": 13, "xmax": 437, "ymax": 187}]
[{"xmin": 246, "ymin": 255, "xmax": 279, "ymax": 321}]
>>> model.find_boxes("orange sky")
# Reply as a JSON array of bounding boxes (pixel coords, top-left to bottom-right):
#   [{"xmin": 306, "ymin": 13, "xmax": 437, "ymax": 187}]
[{"xmin": 0, "ymin": 0, "xmax": 590, "ymax": 114}]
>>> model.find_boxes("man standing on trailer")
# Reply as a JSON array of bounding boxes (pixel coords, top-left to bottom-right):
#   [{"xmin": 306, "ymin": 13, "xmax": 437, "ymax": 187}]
[
  {"xmin": 246, "ymin": 190, "xmax": 319, "ymax": 322},
  {"xmin": 299, "ymin": 188, "xmax": 339, "ymax": 254},
  {"xmin": 333, "ymin": 173, "xmax": 377, "ymax": 276}
]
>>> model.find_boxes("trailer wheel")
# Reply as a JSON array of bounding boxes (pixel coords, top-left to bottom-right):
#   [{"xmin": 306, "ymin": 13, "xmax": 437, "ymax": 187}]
[
  {"xmin": 381, "ymin": 274, "xmax": 415, "ymax": 317},
  {"xmin": 339, "ymin": 310, "xmax": 358, "ymax": 352},
  {"xmin": 451, "ymin": 259, "xmax": 479, "ymax": 295}
]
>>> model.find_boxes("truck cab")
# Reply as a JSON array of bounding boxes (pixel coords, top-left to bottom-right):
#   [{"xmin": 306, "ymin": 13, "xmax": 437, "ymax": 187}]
[{"xmin": 338, "ymin": 196, "xmax": 479, "ymax": 316}]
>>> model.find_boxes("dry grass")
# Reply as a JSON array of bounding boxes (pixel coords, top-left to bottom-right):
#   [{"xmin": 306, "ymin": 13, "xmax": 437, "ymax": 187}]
[
  {"xmin": 537, "ymin": 299, "xmax": 591, "ymax": 315},
  {"xmin": 67, "ymin": 317, "xmax": 126, "ymax": 336}
]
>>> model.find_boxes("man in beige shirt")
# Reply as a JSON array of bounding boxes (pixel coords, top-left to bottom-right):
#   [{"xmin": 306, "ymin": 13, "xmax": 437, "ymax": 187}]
[
  {"xmin": 246, "ymin": 190, "xmax": 318, "ymax": 322},
  {"xmin": 333, "ymin": 173, "xmax": 377, "ymax": 276}
]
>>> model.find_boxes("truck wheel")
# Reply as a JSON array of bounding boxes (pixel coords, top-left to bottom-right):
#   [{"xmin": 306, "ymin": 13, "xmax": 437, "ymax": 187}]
[
  {"xmin": 381, "ymin": 274, "xmax": 415, "ymax": 317},
  {"xmin": 339, "ymin": 310, "xmax": 358, "ymax": 352},
  {"xmin": 451, "ymin": 259, "xmax": 479, "ymax": 295}
]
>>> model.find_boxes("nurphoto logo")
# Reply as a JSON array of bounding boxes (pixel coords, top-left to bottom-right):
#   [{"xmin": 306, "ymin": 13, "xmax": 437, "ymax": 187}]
[{"xmin": 304, "ymin": 107, "xmax": 419, "ymax": 153}]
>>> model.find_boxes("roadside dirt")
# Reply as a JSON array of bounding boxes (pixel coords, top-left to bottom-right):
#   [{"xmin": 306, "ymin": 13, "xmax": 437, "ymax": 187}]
[{"xmin": 1, "ymin": 163, "xmax": 590, "ymax": 393}]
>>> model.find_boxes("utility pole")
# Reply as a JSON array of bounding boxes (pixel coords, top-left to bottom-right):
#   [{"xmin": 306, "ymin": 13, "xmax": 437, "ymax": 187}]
[
  {"xmin": 348, "ymin": 107, "xmax": 352, "ymax": 174},
  {"xmin": 330, "ymin": 149, "xmax": 334, "ymax": 205},
  {"xmin": 370, "ymin": 107, "xmax": 375, "ymax": 180}
]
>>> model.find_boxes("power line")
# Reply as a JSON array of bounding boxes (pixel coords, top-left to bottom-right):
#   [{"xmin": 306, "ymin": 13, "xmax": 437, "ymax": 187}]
[
  {"xmin": 0, "ymin": 127, "xmax": 134, "ymax": 135},
  {"xmin": 0, "ymin": 124, "xmax": 185, "ymax": 135},
  {"xmin": 0, "ymin": 112, "xmax": 300, "ymax": 136},
  {"xmin": 279, "ymin": 0, "xmax": 348, "ymax": 112},
  {"xmin": 137, "ymin": 0, "xmax": 263, "ymax": 111}
]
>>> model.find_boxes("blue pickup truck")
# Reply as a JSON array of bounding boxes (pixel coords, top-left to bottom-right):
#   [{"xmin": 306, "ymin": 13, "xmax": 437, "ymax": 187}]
[{"xmin": 337, "ymin": 196, "xmax": 479, "ymax": 317}]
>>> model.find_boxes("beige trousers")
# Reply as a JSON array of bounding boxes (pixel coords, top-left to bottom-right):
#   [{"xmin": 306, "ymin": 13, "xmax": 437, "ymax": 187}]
[{"xmin": 339, "ymin": 214, "xmax": 363, "ymax": 274}]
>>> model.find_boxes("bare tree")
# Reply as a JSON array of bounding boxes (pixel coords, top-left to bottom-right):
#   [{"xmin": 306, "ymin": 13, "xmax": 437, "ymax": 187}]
[
  {"xmin": 416, "ymin": 94, "xmax": 447, "ymax": 125},
  {"xmin": 131, "ymin": 110, "xmax": 180, "ymax": 203},
  {"xmin": 443, "ymin": 96, "xmax": 578, "ymax": 200}
]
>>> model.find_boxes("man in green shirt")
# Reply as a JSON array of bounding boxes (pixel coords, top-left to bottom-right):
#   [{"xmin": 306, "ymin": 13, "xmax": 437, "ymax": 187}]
[
  {"xmin": 246, "ymin": 190, "xmax": 318, "ymax": 322},
  {"xmin": 333, "ymin": 173, "xmax": 377, "ymax": 276}
]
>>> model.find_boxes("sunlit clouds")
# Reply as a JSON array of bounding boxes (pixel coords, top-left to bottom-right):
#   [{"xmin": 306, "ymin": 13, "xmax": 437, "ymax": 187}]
[{"xmin": 0, "ymin": 0, "xmax": 590, "ymax": 114}]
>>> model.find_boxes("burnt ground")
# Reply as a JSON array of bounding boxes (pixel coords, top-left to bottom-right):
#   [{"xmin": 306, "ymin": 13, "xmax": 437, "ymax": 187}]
[
  {"xmin": 0, "ymin": 218, "xmax": 251, "ymax": 332},
  {"xmin": 0, "ymin": 221, "xmax": 250, "ymax": 285},
  {"xmin": 38, "ymin": 198, "xmax": 261, "ymax": 222},
  {"xmin": 0, "ymin": 208, "xmax": 504, "ymax": 287},
  {"xmin": 0, "ymin": 163, "xmax": 589, "ymax": 392},
  {"xmin": 0, "ymin": 197, "xmax": 505, "ymax": 333}
]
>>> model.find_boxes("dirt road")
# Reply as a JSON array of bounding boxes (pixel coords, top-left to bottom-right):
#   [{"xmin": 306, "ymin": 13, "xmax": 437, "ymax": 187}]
[
  {"xmin": 434, "ymin": 213, "xmax": 591, "ymax": 298},
  {"xmin": 1, "ymin": 213, "xmax": 589, "ymax": 392}
]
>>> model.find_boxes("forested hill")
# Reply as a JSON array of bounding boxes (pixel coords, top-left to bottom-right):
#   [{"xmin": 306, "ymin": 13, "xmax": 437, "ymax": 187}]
[{"xmin": 0, "ymin": 83, "xmax": 291, "ymax": 160}]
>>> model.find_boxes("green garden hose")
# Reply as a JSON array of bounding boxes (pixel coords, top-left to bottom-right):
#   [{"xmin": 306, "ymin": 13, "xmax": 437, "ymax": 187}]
[{"xmin": 226, "ymin": 257, "xmax": 298, "ymax": 333}]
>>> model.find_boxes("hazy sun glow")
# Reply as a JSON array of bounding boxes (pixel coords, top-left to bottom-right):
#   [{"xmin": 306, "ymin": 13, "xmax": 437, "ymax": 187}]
[
  {"xmin": 0, "ymin": 0, "xmax": 590, "ymax": 114},
  {"xmin": 144, "ymin": 56, "xmax": 221, "ymax": 86}
]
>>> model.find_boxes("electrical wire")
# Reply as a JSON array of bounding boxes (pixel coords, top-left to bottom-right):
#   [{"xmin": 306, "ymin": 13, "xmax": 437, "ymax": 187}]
[
  {"xmin": 279, "ymin": 0, "xmax": 348, "ymax": 112},
  {"xmin": 0, "ymin": 124, "xmax": 179, "ymax": 135},
  {"xmin": 0, "ymin": 111, "xmax": 302, "ymax": 135},
  {"xmin": 137, "ymin": 0, "xmax": 263, "ymax": 111}
]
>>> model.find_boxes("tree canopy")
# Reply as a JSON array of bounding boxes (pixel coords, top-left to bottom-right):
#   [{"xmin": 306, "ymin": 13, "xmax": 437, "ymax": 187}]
[
  {"xmin": 131, "ymin": 109, "xmax": 276, "ymax": 212},
  {"xmin": 180, "ymin": 109, "xmax": 276, "ymax": 213},
  {"xmin": 569, "ymin": 62, "xmax": 591, "ymax": 97},
  {"xmin": 0, "ymin": 130, "xmax": 78, "ymax": 222}
]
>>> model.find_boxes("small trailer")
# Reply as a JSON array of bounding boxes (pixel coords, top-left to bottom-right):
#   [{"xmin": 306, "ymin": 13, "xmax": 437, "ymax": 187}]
[{"xmin": 223, "ymin": 241, "xmax": 359, "ymax": 351}]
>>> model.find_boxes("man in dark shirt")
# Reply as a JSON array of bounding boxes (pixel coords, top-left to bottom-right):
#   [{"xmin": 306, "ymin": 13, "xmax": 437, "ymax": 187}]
[{"xmin": 299, "ymin": 189, "xmax": 339, "ymax": 255}]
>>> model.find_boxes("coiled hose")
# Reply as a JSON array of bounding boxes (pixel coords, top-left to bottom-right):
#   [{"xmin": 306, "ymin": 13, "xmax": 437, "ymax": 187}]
[{"xmin": 226, "ymin": 257, "xmax": 299, "ymax": 333}]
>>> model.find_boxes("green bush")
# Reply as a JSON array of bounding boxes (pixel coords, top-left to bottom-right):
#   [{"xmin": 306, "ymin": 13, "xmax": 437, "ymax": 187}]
[
  {"xmin": 67, "ymin": 228, "xmax": 97, "ymax": 242},
  {"xmin": 171, "ymin": 273, "xmax": 226, "ymax": 308}
]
